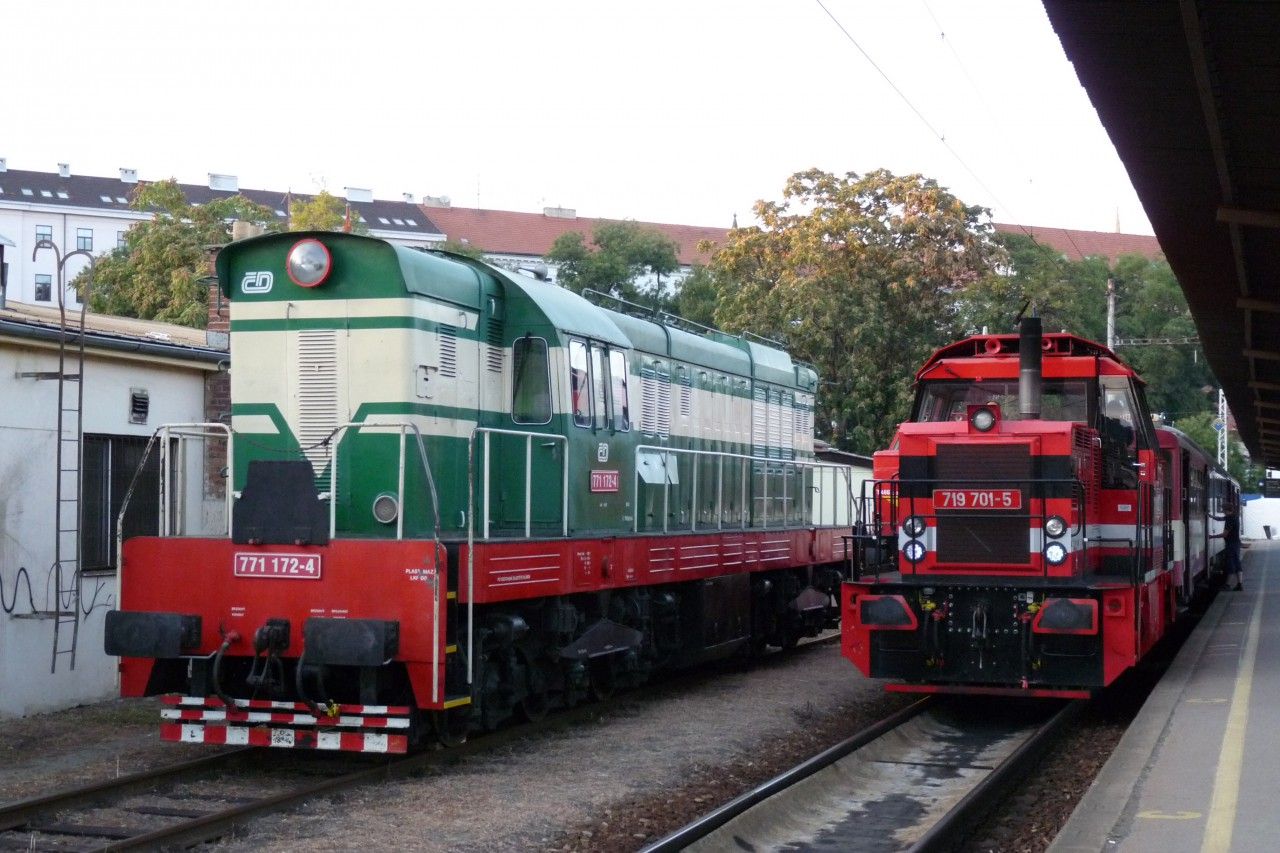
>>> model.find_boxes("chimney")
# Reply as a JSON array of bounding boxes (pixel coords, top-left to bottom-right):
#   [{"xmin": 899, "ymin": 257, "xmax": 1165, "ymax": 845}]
[
  {"xmin": 0, "ymin": 158, "xmax": 8, "ymax": 173},
  {"xmin": 231, "ymin": 221, "xmax": 265, "ymax": 241},
  {"xmin": 120, "ymin": 168, "xmax": 138, "ymax": 184},
  {"xmin": 1018, "ymin": 316, "xmax": 1043, "ymax": 419},
  {"xmin": 402, "ymin": 192, "xmax": 415, "ymax": 203},
  {"xmin": 543, "ymin": 206, "xmax": 577, "ymax": 219},
  {"xmin": 58, "ymin": 163, "xmax": 70, "ymax": 178},
  {"xmin": 208, "ymin": 173, "xmax": 238, "ymax": 192},
  {"xmin": 423, "ymin": 195, "xmax": 451, "ymax": 208},
  {"xmin": 344, "ymin": 187, "xmax": 374, "ymax": 203}
]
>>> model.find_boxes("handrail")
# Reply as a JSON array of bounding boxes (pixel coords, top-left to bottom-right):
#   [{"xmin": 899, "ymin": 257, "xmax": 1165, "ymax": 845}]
[
  {"xmin": 114, "ymin": 422, "xmax": 232, "ymax": 623},
  {"xmin": 466, "ymin": 427, "xmax": 569, "ymax": 685},
  {"xmin": 324, "ymin": 421, "xmax": 442, "ymax": 544},
  {"xmin": 631, "ymin": 444, "xmax": 855, "ymax": 533}
]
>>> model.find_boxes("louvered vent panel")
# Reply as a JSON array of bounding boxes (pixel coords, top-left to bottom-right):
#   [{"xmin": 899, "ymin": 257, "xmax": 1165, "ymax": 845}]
[
  {"xmin": 296, "ymin": 330, "xmax": 339, "ymax": 483},
  {"xmin": 486, "ymin": 319, "xmax": 504, "ymax": 374},
  {"xmin": 641, "ymin": 367, "xmax": 658, "ymax": 435},
  {"xmin": 439, "ymin": 324, "xmax": 458, "ymax": 378},
  {"xmin": 781, "ymin": 393, "xmax": 795, "ymax": 460},
  {"xmin": 933, "ymin": 443, "xmax": 1031, "ymax": 565},
  {"xmin": 752, "ymin": 388, "xmax": 768, "ymax": 457},
  {"xmin": 679, "ymin": 376, "xmax": 692, "ymax": 418},
  {"xmin": 767, "ymin": 392, "xmax": 782, "ymax": 459},
  {"xmin": 656, "ymin": 371, "xmax": 671, "ymax": 438}
]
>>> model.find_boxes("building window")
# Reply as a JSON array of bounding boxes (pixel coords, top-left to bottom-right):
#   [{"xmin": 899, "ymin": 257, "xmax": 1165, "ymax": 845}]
[
  {"xmin": 34, "ymin": 274, "xmax": 52, "ymax": 302},
  {"xmin": 77, "ymin": 228, "xmax": 93, "ymax": 252},
  {"xmin": 81, "ymin": 435, "xmax": 172, "ymax": 572},
  {"xmin": 35, "ymin": 224, "xmax": 52, "ymax": 245},
  {"xmin": 117, "ymin": 230, "xmax": 127, "ymax": 249}
]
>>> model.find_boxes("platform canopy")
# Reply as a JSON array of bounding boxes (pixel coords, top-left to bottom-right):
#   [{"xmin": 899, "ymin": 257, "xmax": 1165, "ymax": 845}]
[{"xmin": 1043, "ymin": 0, "xmax": 1280, "ymax": 469}]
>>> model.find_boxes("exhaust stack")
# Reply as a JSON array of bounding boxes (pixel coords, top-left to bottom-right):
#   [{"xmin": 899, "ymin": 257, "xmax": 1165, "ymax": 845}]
[{"xmin": 1019, "ymin": 316, "xmax": 1043, "ymax": 419}]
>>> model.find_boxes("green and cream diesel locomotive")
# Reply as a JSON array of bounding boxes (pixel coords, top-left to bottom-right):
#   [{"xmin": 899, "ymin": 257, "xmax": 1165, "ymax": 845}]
[{"xmin": 106, "ymin": 232, "xmax": 856, "ymax": 751}]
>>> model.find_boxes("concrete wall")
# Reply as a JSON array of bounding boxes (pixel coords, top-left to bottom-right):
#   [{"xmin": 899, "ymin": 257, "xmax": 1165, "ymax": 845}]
[
  {"xmin": 0, "ymin": 337, "xmax": 221, "ymax": 716},
  {"xmin": 1243, "ymin": 497, "xmax": 1280, "ymax": 541}
]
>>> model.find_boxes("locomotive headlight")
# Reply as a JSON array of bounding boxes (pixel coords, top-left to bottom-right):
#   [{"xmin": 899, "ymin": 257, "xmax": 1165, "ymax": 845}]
[
  {"xmin": 372, "ymin": 492, "xmax": 400, "ymax": 525},
  {"xmin": 971, "ymin": 407, "xmax": 997, "ymax": 432},
  {"xmin": 1044, "ymin": 541, "xmax": 1068, "ymax": 565},
  {"xmin": 903, "ymin": 540, "xmax": 927, "ymax": 563},
  {"xmin": 1044, "ymin": 515, "xmax": 1067, "ymax": 539},
  {"xmin": 286, "ymin": 238, "xmax": 332, "ymax": 287},
  {"xmin": 902, "ymin": 516, "xmax": 927, "ymax": 538}
]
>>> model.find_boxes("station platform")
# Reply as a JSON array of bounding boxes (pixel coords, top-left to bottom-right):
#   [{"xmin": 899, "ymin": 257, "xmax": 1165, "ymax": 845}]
[{"xmin": 1051, "ymin": 539, "xmax": 1279, "ymax": 853}]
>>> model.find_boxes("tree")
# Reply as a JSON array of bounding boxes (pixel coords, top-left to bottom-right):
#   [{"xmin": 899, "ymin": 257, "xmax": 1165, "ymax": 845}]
[
  {"xmin": 546, "ymin": 221, "xmax": 680, "ymax": 309},
  {"xmin": 958, "ymin": 232, "xmax": 1109, "ymax": 341},
  {"xmin": 709, "ymin": 168, "xmax": 1004, "ymax": 453},
  {"xmin": 673, "ymin": 265, "xmax": 718, "ymax": 327},
  {"xmin": 288, "ymin": 190, "xmax": 368, "ymax": 234},
  {"xmin": 78, "ymin": 180, "xmax": 277, "ymax": 327},
  {"xmin": 958, "ymin": 236, "xmax": 1216, "ymax": 423}
]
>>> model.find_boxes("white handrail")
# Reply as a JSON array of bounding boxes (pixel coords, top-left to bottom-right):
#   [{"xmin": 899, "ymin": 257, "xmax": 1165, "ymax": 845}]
[
  {"xmin": 466, "ymin": 427, "xmax": 569, "ymax": 685},
  {"xmin": 632, "ymin": 444, "xmax": 854, "ymax": 533}
]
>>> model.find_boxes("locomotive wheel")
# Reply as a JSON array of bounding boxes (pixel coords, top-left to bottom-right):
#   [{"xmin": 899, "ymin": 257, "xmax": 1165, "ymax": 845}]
[
  {"xmin": 517, "ymin": 650, "xmax": 551, "ymax": 722},
  {"xmin": 589, "ymin": 657, "xmax": 618, "ymax": 701},
  {"xmin": 434, "ymin": 707, "xmax": 471, "ymax": 748}
]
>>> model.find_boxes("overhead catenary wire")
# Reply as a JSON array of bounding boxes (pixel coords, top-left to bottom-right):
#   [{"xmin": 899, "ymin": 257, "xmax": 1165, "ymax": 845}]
[{"xmin": 813, "ymin": 0, "xmax": 1091, "ymax": 261}]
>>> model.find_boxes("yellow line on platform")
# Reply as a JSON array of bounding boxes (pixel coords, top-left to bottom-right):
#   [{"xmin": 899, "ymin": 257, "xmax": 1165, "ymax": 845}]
[{"xmin": 1200, "ymin": 564, "xmax": 1267, "ymax": 853}]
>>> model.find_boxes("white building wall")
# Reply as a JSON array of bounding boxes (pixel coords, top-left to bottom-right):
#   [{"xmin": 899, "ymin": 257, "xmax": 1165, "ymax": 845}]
[
  {"xmin": 0, "ymin": 204, "xmax": 147, "ymax": 308},
  {"xmin": 0, "ymin": 337, "xmax": 219, "ymax": 716}
]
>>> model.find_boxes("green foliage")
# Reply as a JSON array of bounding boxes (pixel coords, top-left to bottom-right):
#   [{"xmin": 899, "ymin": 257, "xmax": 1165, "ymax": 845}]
[
  {"xmin": 959, "ymin": 233, "xmax": 1109, "ymax": 341},
  {"xmin": 673, "ymin": 265, "xmax": 718, "ymax": 328},
  {"xmin": 546, "ymin": 221, "xmax": 680, "ymax": 309},
  {"xmin": 287, "ymin": 190, "xmax": 368, "ymax": 235},
  {"xmin": 435, "ymin": 239, "xmax": 487, "ymax": 260},
  {"xmin": 1111, "ymin": 254, "xmax": 1215, "ymax": 420},
  {"xmin": 958, "ymin": 235, "xmax": 1215, "ymax": 422},
  {"xmin": 708, "ymin": 168, "xmax": 1003, "ymax": 453},
  {"xmin": 78, "ymin": 179, "xmax": 277, "ymax": 327}
]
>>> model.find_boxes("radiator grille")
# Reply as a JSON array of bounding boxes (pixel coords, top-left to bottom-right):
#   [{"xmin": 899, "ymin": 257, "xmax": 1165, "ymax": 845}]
[{"xmin": 934, "ymin": 443, "xmax": 1030, "ymax": 565}]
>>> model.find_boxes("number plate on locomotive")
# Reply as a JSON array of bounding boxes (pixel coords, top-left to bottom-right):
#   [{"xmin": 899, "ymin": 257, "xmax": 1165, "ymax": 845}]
[
  {"xmin": 233, "ymin": 552, "xmax": 322, "ymax": 579},
  {"xmin": 932, "ymin": 489, "xmax": 1022, "ymax": 510}
]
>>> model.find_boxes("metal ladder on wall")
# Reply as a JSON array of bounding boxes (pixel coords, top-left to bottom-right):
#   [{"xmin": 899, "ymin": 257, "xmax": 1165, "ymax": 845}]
[
  {"xmin": 20, "ymin": 241, "xmax": 91, "ymax": 672},
  {"xmin": 50, "ymin": 290, "xmax": 87, "ymax": 672}
]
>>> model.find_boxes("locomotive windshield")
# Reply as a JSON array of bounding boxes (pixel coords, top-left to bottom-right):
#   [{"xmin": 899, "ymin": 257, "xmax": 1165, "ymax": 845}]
[{"xmin": 914, "ymin": 379, "xmax": 1092, "ymax": 423}]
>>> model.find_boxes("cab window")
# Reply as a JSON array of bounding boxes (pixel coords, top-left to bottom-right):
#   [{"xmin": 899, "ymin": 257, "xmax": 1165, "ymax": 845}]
[
  {"xmin": 610, "ymin": 349, "xmax": 630, "ymax": 431},
  {"xmin": 570, "ymin": 340, "xmax": 591, "ymax": 427},
  {"xmin": 512, "ymin": 337, "xmax": 551, "ymax": 424}
]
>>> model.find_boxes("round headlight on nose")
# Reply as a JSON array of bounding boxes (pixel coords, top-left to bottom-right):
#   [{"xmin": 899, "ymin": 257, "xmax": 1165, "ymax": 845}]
[
  {"xmin": 903, "ymin": 540, "xmax": 927, "ymax": 563},
  {"xmin": 971, "ymin": 407, "xmax": 997, "ymax": 432},
  {"xmin": 903, "ymin": 516, "xmax": 927, "ymax": 538},
  {"xmin": 1045, "ymin": 515, "xmax": 1067, "ymax": 539},
  {"xmin": 286, "ymin": 238, "xmax": 332, "ymax": 287},
  {"xmin": 1044, "ymin": 542, "xmax": 1068, "ymax": 565}
]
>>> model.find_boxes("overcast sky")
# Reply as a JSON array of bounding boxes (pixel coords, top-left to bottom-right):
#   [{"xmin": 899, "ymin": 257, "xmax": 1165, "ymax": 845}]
[{"xmin": 5, "ymin": 0, "xmax": 1152, "ymax": 235}]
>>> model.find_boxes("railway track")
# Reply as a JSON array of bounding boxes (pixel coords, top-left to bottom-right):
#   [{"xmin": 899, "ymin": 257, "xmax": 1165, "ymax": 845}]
[
  {"xmin": 0, "ymin": 633, "xmax": 841, "ymax": 851},
  {"xmin": 643, "ymin": 695, "xmax": 1082, "ymax": 852}
]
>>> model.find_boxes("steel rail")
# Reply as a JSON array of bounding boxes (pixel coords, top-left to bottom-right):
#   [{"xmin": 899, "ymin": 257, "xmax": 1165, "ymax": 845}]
[
  {"xmin": 908, "ymin": 699, "xmax": 1083, "ymax": 853},
  {"xmin": 639, "ymin": 697, "xmax": 936, "ymax": 853},
  {"xmin": 0, "ymin": 747, "xmax": 251, "ymax": 832}
]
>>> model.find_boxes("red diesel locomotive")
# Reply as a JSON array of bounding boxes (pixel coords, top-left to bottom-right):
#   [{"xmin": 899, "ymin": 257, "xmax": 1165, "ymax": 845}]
[{"xmin": 842, "ymin": 319, "xmax": 1238, "ymax": 697}]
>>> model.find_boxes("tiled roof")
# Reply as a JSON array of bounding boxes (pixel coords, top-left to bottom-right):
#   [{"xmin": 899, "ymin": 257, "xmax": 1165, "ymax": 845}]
[
  {"xmin": 994, "ymin": 222, "xmax": 1163, "ymax": 262},
  {"xmin": 418, "ymin": 205, "xmax": 731, "ymax": 266},
  {"xmin": 0, "ymin": 167, "xmax": 443, "ymax": 238}
]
